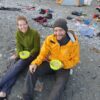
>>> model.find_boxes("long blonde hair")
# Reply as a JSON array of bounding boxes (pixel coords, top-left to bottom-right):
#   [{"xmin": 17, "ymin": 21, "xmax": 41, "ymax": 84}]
[{"xmin": 16, "ymin": 16, "xmax": 28, "ymax": 25}]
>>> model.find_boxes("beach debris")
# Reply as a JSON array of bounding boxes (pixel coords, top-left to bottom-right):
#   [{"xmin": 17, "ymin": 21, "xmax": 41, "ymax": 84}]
[
  {"xmin": 0, "ymin": 53, "xmax": 2, "ymax": 58},
  {"xmin": 0, "ymin": 7, "xmax": 21, "ymax": 11},
  {"xmin": 90, "ymin": 47, "xmax": 100, "ymax": 54},
  {"xmin": 34, "ymin": 80, "xmax": 44, "ymax": 92}
]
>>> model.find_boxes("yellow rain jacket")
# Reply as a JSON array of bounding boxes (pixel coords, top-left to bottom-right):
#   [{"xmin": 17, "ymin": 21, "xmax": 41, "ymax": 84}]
[{"xmin": 31, "ymin": 31, "xmax": 80, "ymax": 69}]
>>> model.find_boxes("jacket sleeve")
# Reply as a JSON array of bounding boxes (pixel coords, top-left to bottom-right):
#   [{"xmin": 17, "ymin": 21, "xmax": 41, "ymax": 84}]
[
  {"xmin": 31, "ymin": 37, "xmax": 50, "ymax": 66},
  {"xmin": 65, "ymin": 38, "xmax": 80, "ymax": 69},
  {"xmin": 16, "ymin": 32, "xmax": 23, "ymax": 56},
  {"xmin": 30, "ymin": 31, "xmax": 40, "ymax": 55}
]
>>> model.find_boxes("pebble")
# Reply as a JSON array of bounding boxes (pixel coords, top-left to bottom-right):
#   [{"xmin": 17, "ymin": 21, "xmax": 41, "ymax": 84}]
[{"xmin": 0, "ymin": 53, "xmax": 2, "ymax": 58}]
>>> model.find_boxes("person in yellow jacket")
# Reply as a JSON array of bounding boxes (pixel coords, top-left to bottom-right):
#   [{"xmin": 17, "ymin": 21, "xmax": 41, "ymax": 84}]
[{"xmin": 23, "ymin": 18, "xmax": 80, "ymax": 100}]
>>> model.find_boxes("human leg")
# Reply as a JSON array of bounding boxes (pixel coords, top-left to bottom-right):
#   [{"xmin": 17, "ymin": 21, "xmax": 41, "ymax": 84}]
[
  {"xmin": 0, "ymin": 55, "xmax": 36, "ymax": 96},
  {"xmin": 48, "ymin": 69, "xmax": 70, "ymax": 100},
  {"xmin": 23, "ymin": 61, "xmax": 54, "ymax": 100}
]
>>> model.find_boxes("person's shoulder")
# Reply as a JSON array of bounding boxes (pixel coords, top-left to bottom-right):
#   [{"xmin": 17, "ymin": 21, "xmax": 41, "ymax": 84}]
[
  {"xmin": 30, "ymin": 28, "xmax": 38, "ymax": 33},
  {"xmin": 44, "ymin": 34, "xmax": 56, "ymax": 45}
]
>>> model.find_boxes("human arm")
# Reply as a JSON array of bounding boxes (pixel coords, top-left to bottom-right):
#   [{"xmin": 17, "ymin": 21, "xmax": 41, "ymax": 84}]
[
  {"xmin": 30, "ymin": 31, "xmax": 40, "ymax": 55},
  {"xmin": 16, "ymin": 32, "xmax": 24, "ymax": 56},
  {"xmin": 31, "ymin": 36, "xmax": 50, "ymax": 66},
  {"xmin": 65, "ymin": 38, "xmax": 80, "ymax": 69}
]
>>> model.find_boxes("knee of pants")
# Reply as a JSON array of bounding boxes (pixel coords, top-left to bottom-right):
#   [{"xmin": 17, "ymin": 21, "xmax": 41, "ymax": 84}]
[{"xmin": 13, "ymin": 59, "xmax": 27, "ymax": 70}]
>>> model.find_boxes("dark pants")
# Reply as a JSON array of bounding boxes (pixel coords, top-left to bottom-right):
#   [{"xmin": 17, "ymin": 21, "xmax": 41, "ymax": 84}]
[
  {"xmin": 0, "ymin": 53, "xmax": 38, "ymax": 94},
  {"xmin": 23, "ymin": 61, "xmax": 70, "ymax": 100}
]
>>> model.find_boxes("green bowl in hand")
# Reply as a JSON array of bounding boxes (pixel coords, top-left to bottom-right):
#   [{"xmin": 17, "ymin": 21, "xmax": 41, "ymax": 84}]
[
  {"xmin": 19, "ymin": 51, "xmax": 30, "ymax": 59},
  {"xmin": 50, "ymin": 60, "xmax": 63, "ymax": 71}
]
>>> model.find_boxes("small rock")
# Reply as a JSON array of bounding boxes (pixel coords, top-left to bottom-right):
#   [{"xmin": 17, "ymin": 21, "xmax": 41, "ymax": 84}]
[
  {"xmin": 17, "ymin": 95, "xmax": 23, "ymax": 100},
  {"xmin": 0, "ymin": 53, "xmax": 2, "ymax": 58}
]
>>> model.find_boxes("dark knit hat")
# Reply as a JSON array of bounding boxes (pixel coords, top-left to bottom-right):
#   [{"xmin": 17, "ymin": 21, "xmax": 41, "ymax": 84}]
[{"xmin": 53, "ymin": 18, "xmax": 68, "ymax": 32}]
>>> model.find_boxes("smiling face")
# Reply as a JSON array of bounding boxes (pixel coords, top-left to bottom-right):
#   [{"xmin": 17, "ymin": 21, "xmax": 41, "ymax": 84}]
[
  {"xmin": 54, "ymin": 27, "xmax": 66, "ymax": 40},
  {"xmin": 17, "ymin": 20, "xmax": 28, "ymax": 33}
]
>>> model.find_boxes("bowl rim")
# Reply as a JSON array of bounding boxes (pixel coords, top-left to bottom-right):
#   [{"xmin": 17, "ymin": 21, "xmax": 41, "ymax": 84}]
[
  {"xmin": 19, "ymin": 50, "xmax": 30, "ymax": 59},
  {"xmin": 50, "ymin": 59, "xmax": 62, "ymax": 70}
]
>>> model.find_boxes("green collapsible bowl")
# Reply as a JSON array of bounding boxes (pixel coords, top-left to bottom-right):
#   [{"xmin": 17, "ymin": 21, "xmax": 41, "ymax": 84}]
[
  {"xmin": 50, "ymin": 60, "xmax": 62, "ymax": 71},
  {"xmin": 19, "ymin": 51, "xmax": 30, "ymax": 59}
]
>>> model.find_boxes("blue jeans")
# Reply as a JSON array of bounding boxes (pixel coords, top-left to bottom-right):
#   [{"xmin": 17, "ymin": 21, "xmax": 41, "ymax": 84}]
[
  {"xmin": 0, "ymin": 53, "xmax": 38, "ymax": 94},
  {"xmin": 23, "ymin": 61, "xmax": 70, "ymax": 100}
]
